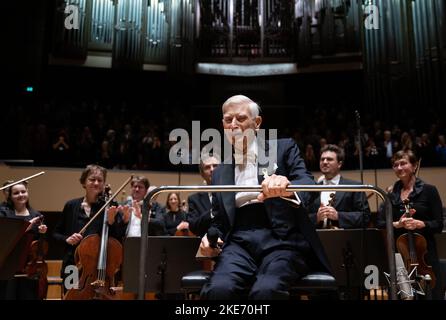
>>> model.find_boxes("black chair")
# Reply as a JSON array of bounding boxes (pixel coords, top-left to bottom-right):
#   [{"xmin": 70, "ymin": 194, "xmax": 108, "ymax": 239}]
[{"xmin": 181, "ymin": 270, "xmax": 337, "ymax": 300}]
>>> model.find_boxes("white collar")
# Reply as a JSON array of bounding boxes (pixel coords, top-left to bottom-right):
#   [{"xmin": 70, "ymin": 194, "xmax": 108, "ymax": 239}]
[{"xmin": 322, "ymin": 174, "xmax": 341, "ymax": 185}]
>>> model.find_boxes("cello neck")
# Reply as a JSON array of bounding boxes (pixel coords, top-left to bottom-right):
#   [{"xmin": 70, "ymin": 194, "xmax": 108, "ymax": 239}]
[{"xmin": 402, "ymin": 199, "xmax": 418, "ymax": 265}]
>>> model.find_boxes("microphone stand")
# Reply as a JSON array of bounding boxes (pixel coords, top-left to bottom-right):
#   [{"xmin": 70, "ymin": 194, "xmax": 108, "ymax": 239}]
[
  {"xmin": 355, "ymin": 110, "xmax": 364, "ymax": 184},
  {"xmin": 371, "ymin": 146, "xmax": 379, "ymax": 211},
  {"xmin": 355, "ymin": 110, "xmax": 366, "ymax": 300}
]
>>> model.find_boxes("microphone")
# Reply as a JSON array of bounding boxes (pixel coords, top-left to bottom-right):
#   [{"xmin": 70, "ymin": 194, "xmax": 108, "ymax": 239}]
[
  {"xmin": 207, "ymin": 227, "xmax": 220, "ymax": 248},
  {"xmin": 395, "ymin": 253, "xmax": 414, "ymax": 300}
]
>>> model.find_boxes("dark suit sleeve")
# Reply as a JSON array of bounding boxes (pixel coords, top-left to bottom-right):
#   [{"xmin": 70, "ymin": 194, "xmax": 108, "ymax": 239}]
[
  {"xmin": 53, "ymin": 201, "xmax": 72, "ymax": 243},
  {"xmin": 108, "ymin": 211, "xmax": 128, "ymax": 241},
  {"xmin": 338, "ymin": 192, "xmax": 371, "ymax": 228},
  {"xmin": 423, "ymin": 185, "xmax": 443, "ymax": 233},
  {"xmin": 284, "ymin": 139, "xmax": 315, "ymax": 206},
  {"xmin": 149, "ymin": 204, "xmax": 168, "ymax": 236},
  {"xmin": 307, "ymin": 198, "xmax": 319, "ymax": 226},
  {"xmin": 187, "ymin": 194, "xmax": 213, "ymax": 237}
]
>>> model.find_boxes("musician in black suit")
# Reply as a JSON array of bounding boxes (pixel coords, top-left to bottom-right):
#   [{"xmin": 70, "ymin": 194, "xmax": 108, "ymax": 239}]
[
  {"xmin": 199, "ymin": 95, "xmax": 331, "ymax": 300},
  {"xmin": 308, "ymin": 144, "xmax": 371, "ymax": 229},
  {"xmin": 187, "ymin": 155, "xmax": 220, "ymax": 237}
]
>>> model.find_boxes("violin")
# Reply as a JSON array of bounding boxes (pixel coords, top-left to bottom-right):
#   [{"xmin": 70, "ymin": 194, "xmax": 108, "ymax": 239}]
[
  {"xmin": 174, "ymin": 202, "xmax": 195, "ymax": 237},
  {"xmin": 321, "ymin": 193, "xmax": 339, "ymax": 229},
  {"xmin": 64, "ymin": 182, "xmax": 128, "ymax": 300},
  {"xmin": 24, "ymin": 215, "xmax": 48, "ymax": 300},
  {"xmin": 396, "ymin": 199, "xmax": 436, "ymax": 290}
]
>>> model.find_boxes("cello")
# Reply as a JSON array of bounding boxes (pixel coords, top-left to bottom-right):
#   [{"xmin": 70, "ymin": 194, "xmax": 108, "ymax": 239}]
[
  {"xmin": 64, "ymin": 178, "xmax": 132, "ymax": 300},
  {"xmin": 396, "ymin": 199, "xmax": 436, "ymax": 291},
  {"xmin": 24, "ymin": 215, "xmax": 49, "ymax": 300}
]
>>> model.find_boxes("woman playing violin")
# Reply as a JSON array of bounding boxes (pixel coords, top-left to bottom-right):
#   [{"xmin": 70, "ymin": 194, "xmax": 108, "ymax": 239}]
[
  {"xmin": 53, "ymin": 164, "xmax": 120, "ymax": 292},
  {"xmin": 377, "ymin": 150, "xmax": 444, "ymax": 299},
  {"xmin": 0, "ymin": 181, "xmax": 47, "ymax": 299}
]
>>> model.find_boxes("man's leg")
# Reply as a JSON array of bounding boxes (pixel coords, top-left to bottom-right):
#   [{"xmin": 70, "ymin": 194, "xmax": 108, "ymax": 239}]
[
  {"xmin": 250, "ymin": 249, "xmax": 308, "ymax": 300},
  {"xmin": 201, "ymin": 242, "xmax": 257, "ymax": 300}
]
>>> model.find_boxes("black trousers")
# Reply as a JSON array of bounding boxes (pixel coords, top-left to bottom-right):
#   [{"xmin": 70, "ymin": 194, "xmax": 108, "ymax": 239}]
[{"xmin": 201, "ymin": 204, "xmax": 310, "ymax": 300}]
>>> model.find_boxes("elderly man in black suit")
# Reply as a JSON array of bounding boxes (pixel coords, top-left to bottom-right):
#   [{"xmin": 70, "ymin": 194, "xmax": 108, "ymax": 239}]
[
  {"xmin": 308, "ymin": 144, "xmax": 371, "ymax": 229},
  {"xmin": 199, "ymin": 95, "xmax": 331, "ymax": 300}
]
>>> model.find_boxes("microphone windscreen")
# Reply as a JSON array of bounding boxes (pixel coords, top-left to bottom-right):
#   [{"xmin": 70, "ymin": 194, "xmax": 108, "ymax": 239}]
[{"xmin": 395, "ymin": 253, "xmax": 414, "ymax": 300}]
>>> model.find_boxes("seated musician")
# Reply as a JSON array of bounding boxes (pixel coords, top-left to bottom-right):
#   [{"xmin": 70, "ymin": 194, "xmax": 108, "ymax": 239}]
[
  {"xmin": 377, "ymin": 150, "xmax": 444, "ymax": 299},
  {"xmin": 308, "ymin": 144, "xmax": 371, "ymax": 229},
  {"xmin": 0, "ymin": 181, "xmax": 47, "ymax": 299},
  {"xmin": 187, "ymin": 155, "xmax": 220, "ymax": 237},
  {"xmin": 107, "ymin": 176, "xmax": 167, "ymax": 237},
  {"xmin": 1, "ymin": 180, "xmax": 14, "ymax": 208},
  {"xmin": 163, "ymin": 192, "xmax": 189, "ymax": 236}
]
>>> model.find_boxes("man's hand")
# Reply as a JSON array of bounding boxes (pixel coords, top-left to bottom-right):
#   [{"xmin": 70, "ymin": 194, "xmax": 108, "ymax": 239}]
[
  {"xmin": 200, "ymin": 234, "xmax": 223, "ymax": 257},
  {"xmin": 317, "ymin": 205, "xmax": 339, "ymax": 223},
  {"xmin": 120, "ymin": 205, "xmax": 131, "ymax": 223},
  {"xmin": 257, "ymin": 174, "xmax": 293, "ymax": 202},
  {"xmin": 176, "ymin": 221, "xmax": 190, "ymax": 231}
]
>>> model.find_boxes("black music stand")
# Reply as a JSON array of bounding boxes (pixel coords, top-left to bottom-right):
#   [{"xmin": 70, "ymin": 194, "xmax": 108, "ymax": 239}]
[
  {"xmin": 122, "ymin": 236, "xmax": 202, "ymax": 298},
  {"xmin": 317, "ymin": 228, "xmax": 388, "ymax": 299},
  {"xmin": 0, "ymin": 218, "xmax": 33, "ymax": 280}
]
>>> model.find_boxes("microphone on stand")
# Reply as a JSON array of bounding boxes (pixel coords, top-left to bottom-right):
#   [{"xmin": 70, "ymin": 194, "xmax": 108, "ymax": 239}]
[{"xmin": 395, "ymin": 253, "xmax": 414, "ymax": 300}]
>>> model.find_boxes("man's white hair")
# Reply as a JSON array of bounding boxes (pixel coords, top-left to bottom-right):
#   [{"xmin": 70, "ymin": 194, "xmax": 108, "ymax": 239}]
[{"xmin": 222, "ymin": 95, "xmax": 260, "ymax": 118}]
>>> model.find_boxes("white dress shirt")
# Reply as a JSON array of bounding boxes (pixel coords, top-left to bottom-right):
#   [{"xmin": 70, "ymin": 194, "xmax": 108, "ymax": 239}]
[
  {"xmin": 320, "ymin": 174, "xmax": 340, "ymax": 206},
  {"xmin": 235, "ymin": 141, "xmax": 260, "ymax": 208}
]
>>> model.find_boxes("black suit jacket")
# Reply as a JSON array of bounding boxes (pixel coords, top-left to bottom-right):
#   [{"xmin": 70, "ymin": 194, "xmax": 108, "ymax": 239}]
[
  {"xmin": 210, "ymin": 138, "xmax": 332, "ymax": 273},
  {"xmin": 308, "ymin": 177, "xmax": 371, "ymax": 228},
  {"xmin": 187, "ymin": 192, "xmax": 213, "ymax": 237}
]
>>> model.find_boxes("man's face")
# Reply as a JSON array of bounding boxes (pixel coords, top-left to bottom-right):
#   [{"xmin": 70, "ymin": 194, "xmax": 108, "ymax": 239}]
[
  {"xmin": 222, "ymin": 103, "xmax": 262, "ymax": 148},
  {"xmin": 320, "ymin": 151, "xmax": 342, "ymax": 179},
  {"xmin": 131, "ymin": 182, "xmax": 147, "ymax": 201},
  {"xmin": 201, "ymin": 157, "xmax": 220, "ymax": 184}
]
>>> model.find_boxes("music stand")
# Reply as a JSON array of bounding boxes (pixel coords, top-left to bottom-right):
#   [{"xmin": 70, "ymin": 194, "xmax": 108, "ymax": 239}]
[
  {"xmin": 317, "ymin": 228, "xmax": 388, "ymax": 298},
  {"xmin": 122, "ymin": 236, "xmax": 202, "ymax": 296},
  {"xmin": 0, "ymin": 217, "xmax": 33, "ymax": 280}
]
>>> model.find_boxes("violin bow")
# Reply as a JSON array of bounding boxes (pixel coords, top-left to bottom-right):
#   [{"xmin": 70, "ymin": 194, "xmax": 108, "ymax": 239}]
[
  {"xmin": 79, "ymin": 175, "xmax": 133, "ymax": 234},
  {"xmin": 0, "ymin": 171, "xmax": 45, "ymax": 191},
  {"xmin": 415, "ymin": 157, "xmax": 421, "ymax": 178}
]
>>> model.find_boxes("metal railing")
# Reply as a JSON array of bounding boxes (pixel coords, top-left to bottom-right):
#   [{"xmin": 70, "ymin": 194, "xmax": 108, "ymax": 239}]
[{"xmin": 137, "ymin": 184, "xmax": 396, "ymax": 300}]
